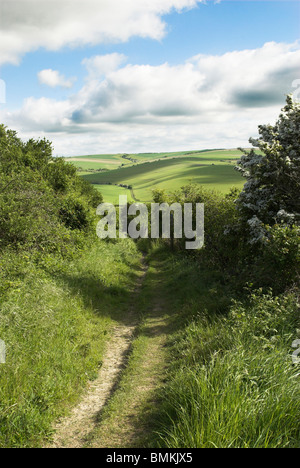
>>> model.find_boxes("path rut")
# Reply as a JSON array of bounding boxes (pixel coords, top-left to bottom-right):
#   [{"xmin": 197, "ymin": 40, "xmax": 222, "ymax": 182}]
[{"xmin": 47, "ymin": 258, "xmax": 148, "ymax": 449}]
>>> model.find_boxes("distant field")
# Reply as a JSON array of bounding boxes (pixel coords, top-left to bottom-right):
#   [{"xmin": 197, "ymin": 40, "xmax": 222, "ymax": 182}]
[
  {"xmin": 93, "ymin": 184, "xmax": 134, "ymax": 204},
  {"xmin": 66, "ymin": 149, "xmax": 242, "ymax": 170},
  {"xmin": 131, "ymin": 149, "xmax": 241, "ymax": 161},
  {"xmin": 67, "ymin": 154, "xmax": 124, "ymax": 161},
  {"xmin": 65, "ymin": 155, "xmax": 125, "ymax": 171},
  {"xmin": 77, "ymin": 150, "xmax": 245, "ymax": 202}
]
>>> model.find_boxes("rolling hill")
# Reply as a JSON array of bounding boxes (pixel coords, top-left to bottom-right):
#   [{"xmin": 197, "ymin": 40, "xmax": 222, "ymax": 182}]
[{"xmin": 71, "ymin": 149, "xmax": 245, "ymax": 202}]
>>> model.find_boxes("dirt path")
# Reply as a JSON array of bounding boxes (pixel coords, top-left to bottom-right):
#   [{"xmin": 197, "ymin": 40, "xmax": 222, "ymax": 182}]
[
  {"xmin": 85, "ymin": 257, "xmax": 175, "ymax": 449},
  {"xmin": 47, "ymin": 258, "xmax": 148, "ymax": 449},
  {"xmin": 86, "ymin": 303, "xmax": 170, "ymax": 448}
]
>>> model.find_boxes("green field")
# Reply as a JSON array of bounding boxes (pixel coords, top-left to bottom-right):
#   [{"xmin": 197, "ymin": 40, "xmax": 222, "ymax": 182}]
[
  {"xmin": 75, "ymin": 150, "xmax": 245, "ymax": 202},
  {"xmin": 65, "ymin": 154, "xmax": 126, "ymax": 171},
  {"xmin": 66, "ymin": 150, "xmax": 222, "ymax": 168},
  {"xmin": 93, "ymin": 184, "xmax": 134, "ymax": 204}
]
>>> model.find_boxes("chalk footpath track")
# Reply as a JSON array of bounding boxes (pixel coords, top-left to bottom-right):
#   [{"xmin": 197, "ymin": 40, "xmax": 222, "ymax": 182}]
[{"xmin": 47, "ymin": 259, "xmax": 148, "ymax": 449}]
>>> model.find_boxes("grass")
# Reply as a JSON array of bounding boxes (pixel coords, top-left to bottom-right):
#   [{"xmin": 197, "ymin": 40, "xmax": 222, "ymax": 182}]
[
  {"xmin": 64, "ymin": 149, "xmax": 245, "ymax": 202},
  {"xmin": 0, "ymin": 239, "xmax": 141, "ymax": 448},
  {"xmin": 149, "ymin": 254, "xmax": 300, "ymax": 448},
  {"xmin": 85, "ymin": 242, "xmax": 300, "ymax": 449},
  {"xmin": 93, "ymin": 184, "xmax": 134, "ymax": 204},
  {"xmin": 1, "ymin": 236, "xmax": 298, "ymax": 448},
  {"xmin": 85, "ymin": 242, "xmax": 182, "ymax": 448},
  {"xmin": 64, "ymin": 154, "xmax": 127, "ymax": 171},
  {"xmin": 82, "ymin": 151, "xmax": 245, "ymax": 202}
]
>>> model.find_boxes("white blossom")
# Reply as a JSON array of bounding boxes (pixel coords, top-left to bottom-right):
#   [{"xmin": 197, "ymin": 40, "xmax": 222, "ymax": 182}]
[{"xmin": 235, "ymin": 96, "xmax": 300, "ymax": 243}]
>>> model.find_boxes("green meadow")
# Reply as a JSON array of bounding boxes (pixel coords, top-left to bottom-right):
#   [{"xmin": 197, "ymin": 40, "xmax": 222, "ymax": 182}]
[
  {"xmin": 93, "ymin": 184, "xmax": 134, "ymax": 204},
  {"xmin": 65, "ymin": 155, "xmax": 125, "ymax": 172},
  {"xmin": 70, "ymin": 149, "xmax": 245, "ymax": 202}
]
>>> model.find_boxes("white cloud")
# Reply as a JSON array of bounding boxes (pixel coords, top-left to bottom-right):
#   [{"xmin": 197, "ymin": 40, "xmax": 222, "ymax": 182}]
[
  {"xmin": 38, "ymin": 69, "xmax": 75, "ymax": 88},
  {"xmin": 0, "ymin": 0, "xmax": 202, "ymax": 65},
  {"xmin": 63, "ymin": 42, "xmax": 300, "ymax": 128},
  {"xmin": 1, "ymin": 42, "xmax": 299, "ymax": 155},
  {"xmin": 5, "ymin": 96, "xmax": 75, "ymax": 133},
  {"xmin": 82, "ymin": 54, "xmax": 128, "ymax": 79}
]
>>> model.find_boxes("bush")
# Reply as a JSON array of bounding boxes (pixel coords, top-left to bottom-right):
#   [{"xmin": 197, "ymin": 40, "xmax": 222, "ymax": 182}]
[
  {"xmin": 152, "ymin": 183, "xmax": 242, "ymax": 273},
  {"xmin": 248, "ymin": 224, "xmax": 300, "ymax": 293},
  {"xmin": 236, "ymin": 96, "xmax": 300, "ymax": 239},
  {"xmin": 0, "ymin": 124, "xmax": 102, "ymax": 256},
  {"xmin": 0, "ymin": 170, "xmax": 69, "ymax": 253},
  {"xmin": 59, "ymin": 196, "xmax": 91, "ymax": 231}
]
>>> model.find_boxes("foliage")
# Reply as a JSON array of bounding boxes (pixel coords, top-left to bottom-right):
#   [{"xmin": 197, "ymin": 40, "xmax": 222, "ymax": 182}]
[
  {"xmin": 0, "ymin": 240, "xmax": 140, "ymax": 447},
  {"xmin": 247, "ymin": 224, "xmax": 300, "ymax": 292},
  {"xmin": 157, "ymin": 285, "xmax": 300, "ymax": 448},
  {"xmin": 236, "ymin": 95, "xmax": 300, "ymax": 241},
  {"xmin": 0, "ymin": 124, "xmax": 102, "ymax": 255},
  {"xmin": 227, "ymin": 97, "xmax": 300, "ymax": 291},
  {"xmin": 151, "ymin": 177, "xmax": 299, "ymax": 292},
  {"xmin": 152, "ymin": 183, "xmax": 242, "ymax": 274}
]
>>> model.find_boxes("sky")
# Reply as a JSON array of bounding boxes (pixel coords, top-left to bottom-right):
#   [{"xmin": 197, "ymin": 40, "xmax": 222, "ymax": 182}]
[{"xmin": 0, "ymin": 0, "xmax": 299, "ymax": 156}]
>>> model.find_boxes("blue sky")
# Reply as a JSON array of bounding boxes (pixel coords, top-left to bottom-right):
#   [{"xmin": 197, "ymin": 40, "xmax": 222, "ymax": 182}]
[{"xmin": 0, "ymin": 0, "xmax": 299, "ymax": 155}]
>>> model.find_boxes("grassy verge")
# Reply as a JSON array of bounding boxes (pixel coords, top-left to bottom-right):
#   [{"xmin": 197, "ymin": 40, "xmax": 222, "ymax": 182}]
[
  {"xmin": 149, "ymin": 250, "xmax": 300, "ymax": 448},
  {"xmin": 88, "ymin": 241, "xmax": 300, "ymax": 449},
  {"xmin": 1, "ymin": 239, "xmax": 298, "ymax": 448},
  {"xmin": 85, "ymin": 243, "xmax": 185, "ymax": 448},
  {"xmin": 0, "ymin": 239, "xmax": 141, "ymax": 448}
]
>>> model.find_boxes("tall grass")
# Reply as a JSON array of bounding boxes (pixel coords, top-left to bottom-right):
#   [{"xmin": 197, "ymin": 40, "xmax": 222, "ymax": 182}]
[
  {"xmin": 157, "ymin": 289, "xmax": 300, "ymax": 448},
  {"xmin": 0, "ymin": 239, "xmax": 140, "ymax": 447}
]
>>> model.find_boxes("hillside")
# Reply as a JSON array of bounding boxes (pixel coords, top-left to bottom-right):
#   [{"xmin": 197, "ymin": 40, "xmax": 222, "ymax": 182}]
[
  {"xmin": 1, "ymin": 97, "xmax": 299, "ymax": 448},
  {"xmin": 66, "ymin": 149, "xmax": 245, "ymax": 202}
]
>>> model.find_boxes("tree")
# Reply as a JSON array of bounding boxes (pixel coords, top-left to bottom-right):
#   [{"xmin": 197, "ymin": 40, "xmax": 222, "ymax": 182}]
[
  {"xmin": 235, "ymin": 95, "xmax": 300, "ymax": 243},
  {"xmin": 0, "ymin": 124, "xmax": 103, "ymax": 252}
]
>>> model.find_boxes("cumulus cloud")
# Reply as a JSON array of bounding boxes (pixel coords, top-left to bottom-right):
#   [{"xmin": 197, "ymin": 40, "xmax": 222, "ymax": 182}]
[
  {"xmin": 82, "ymin": 54, "xmax": 128, "ymax": 79},
  {"xmin": 69, "ymin": 42, "xmax": 300, "ymax": 126},
  {"xmin": 6, "ymin": 96, "xmax": 76, "ymax": 133},
  {"xmin": 0, "ymin": 0, "xmax": 202, "ymax": 65},
  {"xmin": 2, "ymin": 42, "xmax": 300, "ymax": 154},
  {"xmin": 73, "ymin": 60, "xmax": 203, "ymax": 125},
  {"xmin": 38, "ymin": 69, "xmax": 75, "ymax": 88}
]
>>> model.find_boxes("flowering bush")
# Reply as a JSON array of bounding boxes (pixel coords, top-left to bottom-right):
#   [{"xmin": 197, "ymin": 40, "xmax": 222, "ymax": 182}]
[{"xmin": 236, "ymin": 95, "xmax": 300, "ymax": 243}]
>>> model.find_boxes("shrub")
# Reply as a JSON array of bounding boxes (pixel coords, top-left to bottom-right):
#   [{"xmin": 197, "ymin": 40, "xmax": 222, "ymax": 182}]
[
  {"xmin": 236, "ymin": 95, "xmax": 300, "ymax": 240},
  {"xmin": 152, "ymin": 183, "xmax": 242, "ymax": 273},
  {"xmin": 0, "ymin": 124, "xmax": 102, "ymax": 256},
  {"xmin": 248, "ymin": 224, "xmax": 300, "ymax": 292},
  {"xmin": 59, "ymin": 196, "xmax": 91, "ymax": 231}
]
